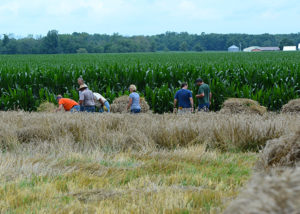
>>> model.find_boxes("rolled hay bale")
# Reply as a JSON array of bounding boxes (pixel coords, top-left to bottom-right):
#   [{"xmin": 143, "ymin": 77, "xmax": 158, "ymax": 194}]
[
  {"xmin": 37, "ymin": 101, "xmax": 57, "ymax": 112},
  {"xmin": 223, "ymin": 167, "xmax": 300, "ymax": 214},
  {"xmin": 219, "ymin": 98, "xmax": 267, "ymax": 115},
  {"xmin": 110, "ymin": 96, "xmax": 150, "ymax": 113},
  {"xmin": 256, "ymin": 129, "xmax": 300, "ymax": 171},
  {"xmin": 281, "ymin": 98, "xmax": 300, "ymax": 113}
]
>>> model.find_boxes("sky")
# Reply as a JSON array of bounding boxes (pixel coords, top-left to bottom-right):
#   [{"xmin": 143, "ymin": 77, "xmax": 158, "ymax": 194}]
[{"xmin": 0, "ymin": 0, "xmax": 299, "ymax": 37}]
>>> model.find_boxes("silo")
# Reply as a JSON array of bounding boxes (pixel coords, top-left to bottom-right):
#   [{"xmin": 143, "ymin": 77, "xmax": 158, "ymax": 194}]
[{"xmin": 228, "ymin": 45, "xmax": 239, "ymax": 52}]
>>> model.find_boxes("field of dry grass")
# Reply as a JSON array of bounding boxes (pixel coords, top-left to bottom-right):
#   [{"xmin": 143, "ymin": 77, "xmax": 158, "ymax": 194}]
[{"xmin": 0, "ymin": 111, "xmax": 299, "ymax": 213}]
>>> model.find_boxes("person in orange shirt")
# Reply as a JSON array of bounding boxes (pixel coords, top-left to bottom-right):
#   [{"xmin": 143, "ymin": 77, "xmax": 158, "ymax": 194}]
[{"xmin": 56, "ymin": 95, "xmax": 80, "ymax": 112}]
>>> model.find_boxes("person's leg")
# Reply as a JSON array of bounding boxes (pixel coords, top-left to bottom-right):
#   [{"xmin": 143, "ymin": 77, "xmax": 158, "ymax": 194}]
[
  {"xmin": 104, "ymin": 101, "xmax": 110, "ymax": 113},
  {"xmin": 198, "ymin": 103, "xmax": 209, "ymax": 112},
  {"xmin": 90, "ymin": 106, "xmax": 95, "ymax": 112},
  {"xmin": 85, "ymin": 106, "xmax": 95, "ymax": 113},
  {"xmin": 130, "ymin": 109, "xmax": 141, "ymax": 114},
  {"xmin": 198, "ymin": 104, "xmax": 205, "ymax": 111},
  {"xmin": 70, "ymin": 105, "xmax": 80, "ymax": 112},
  {"xmin": 203, "ymin": 103, "xmax": 209, "ymax": 112},
  {"xmin": 84, "ymin": 106, "xmax": 92, "ymax": 112},
  {"xmin": 99, "ymin": 106, "xmax": 104, "ymax": 113},
  {"xmin": 80, "ymin": 105, "xmax": 84, "ymax": 112}
]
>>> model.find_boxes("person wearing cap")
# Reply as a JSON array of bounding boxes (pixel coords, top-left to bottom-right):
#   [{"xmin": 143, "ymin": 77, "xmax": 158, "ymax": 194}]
[
  {"xmin": 173, "ymin": 82, "xmax": 194, "ymax": 114},
  {"xmin": 195, "ymin": 78, "xmax": 212, "ymax": 112},
  {"xmin": 56, "ymin": 95, "xmax": 80, "ymax": 112},
  {"xmin": 93, "ymin": 92, "xmax": 110, "ymax": 113},
  {"xmin": 79, "ymin": 84, "xmax": 96, "ymax": 112},
  {"xmin": 127, "ymin": 84, "xmax": 141, "ymax": 114}
]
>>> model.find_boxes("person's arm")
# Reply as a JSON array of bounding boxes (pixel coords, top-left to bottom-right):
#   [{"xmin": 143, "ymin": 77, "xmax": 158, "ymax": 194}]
[
  {"xmin": 99, "ymin": 99, "xmax": 105, "ymax": 106},
  {"xmin": 56, "ymin": 104, "xmax": 64, "ymax": 112},
  {"xmin": 190, "ymin": 97, "xmax": 194, "ymax": 112},
  {"xmin": 127, "ymin": 98, "xmax": 133, "ymax": 110},
  {"xmin": 79, "ymin": 92, "xmax": 84, "ymax": 105},
  {"xmin": 196, "ymin": 93, "xmax": 204, "ymax": 98},
  {"xmin": 196, "ymin": 87, "xmax": 204, "ymax": 98},
  {"xmin": 173, "ymin": 99, "xmax": 177, "ymax": 109}
]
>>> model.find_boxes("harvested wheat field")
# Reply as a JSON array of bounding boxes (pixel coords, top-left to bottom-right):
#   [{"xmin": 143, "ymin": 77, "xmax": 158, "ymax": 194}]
[
  {"xmin": 0, "ymin": 112, "xmax": 299, "ymax": 213},
  {"xmin": 220, "ymin": 98, "xmax": 267, "ymax": 115}
]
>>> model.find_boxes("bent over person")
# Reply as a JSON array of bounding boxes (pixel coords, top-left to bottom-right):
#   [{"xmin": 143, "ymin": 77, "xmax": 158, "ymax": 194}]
[
  {"xmin": 173, "ymin": 82, "xmax": 194, "ymax": 114},
  {"xmin": 56, "ymin": 95, "xmax": 80, "ymax": 112},
  {"xmin": 93, "ymin": 92, "xmax": 110, "ymax": 113},
  {"xmin": 195, "ymin": 78, "xmax": 212, "ymax": 112},
  {"xmin": 79, "ymin": 84, "xmax": 95, "ymax": 112}
]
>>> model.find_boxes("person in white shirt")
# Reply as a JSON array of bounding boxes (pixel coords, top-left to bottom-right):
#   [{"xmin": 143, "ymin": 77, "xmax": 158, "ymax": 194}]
[{"xmin": 93, "ymin": 92, "xmax": 110, "ymax": 113}]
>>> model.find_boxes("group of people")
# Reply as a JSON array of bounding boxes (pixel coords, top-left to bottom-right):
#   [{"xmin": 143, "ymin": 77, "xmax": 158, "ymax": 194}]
[
  {"xmin": 174, "ymin": 78, "xmax": 212, "ymax": 113},
  {"xmin": 56, "ymin": 77, "xmax": 211, "ymax": 114},
  {"xmin": 56, "ymin": 77, "xmax": 142, "ymax": 113}
]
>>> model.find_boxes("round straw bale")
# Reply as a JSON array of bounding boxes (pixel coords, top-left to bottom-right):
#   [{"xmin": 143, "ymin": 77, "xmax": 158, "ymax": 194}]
[
  {"xmin": 37, "ymin": 101, "xmax": 57, "ymax": 112},
  {"xmin": 219, "ymin": 98, "xmax": 267, "ymax": 115},
  {"xmin": 256, "ymin": 129, "xmax": 300, "ymax": 171},
  {"xmin": 281, "ymin": 98, "xmax": 300, "ymax": 113},
  {"xmin": 110, "ymin": 95, "xmax": 150, "ymax": 113},
  {"xmin": 224, "ymin": 167, "xmax": 300, "ymax": 214}
]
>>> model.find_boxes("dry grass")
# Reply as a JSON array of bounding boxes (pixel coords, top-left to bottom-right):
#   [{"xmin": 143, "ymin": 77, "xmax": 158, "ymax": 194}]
[
  {"xmin": 220, "ymin": 98, "xmax": 267, "ymax": 115},
  {"xmin": 0, "ymin": 111, "xmax": 299, "ymax": 213},
  {"xmin": 1, "ymin": 112, "xmax": 298, "ymax": 152},
  {"xmin": 110, "ymin": 95, "xmax": 150, "ymax": 113},
  {"xmin": 281, "ymin": 98, "xmax": 300, "ymax": 113},
  {"xmin": 223, "ymin": 167, "xmax": 300, "ymax": 214},
  {"xmin": 256, "ymin": 128, "xmax": 300, "ymax": 171},
  {"xmin": 224, "ymin": 127, "xmax": 300, "ymax": 214},
  {"xmin": 37, "ymin": 101, "xmax": 57, "ymax": 112},
  {"xmin": 0, "ymin": 140, "xmax": 256, "ymax": 213}
]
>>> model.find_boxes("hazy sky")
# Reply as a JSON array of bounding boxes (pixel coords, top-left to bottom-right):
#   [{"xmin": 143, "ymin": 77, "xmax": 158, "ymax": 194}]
[{"xmin": 1, "ymin": 0, "xmax": 299, "ymax": 37}]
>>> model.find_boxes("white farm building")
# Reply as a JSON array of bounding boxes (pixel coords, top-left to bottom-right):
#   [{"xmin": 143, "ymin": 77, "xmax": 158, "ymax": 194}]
[
  {"xmin": 283, "ymin": 46, "xmax": 297, "ymax": 51},
  {"xmin": 228, "ymin": 45, "xmax": 239, "ymax": 52}
]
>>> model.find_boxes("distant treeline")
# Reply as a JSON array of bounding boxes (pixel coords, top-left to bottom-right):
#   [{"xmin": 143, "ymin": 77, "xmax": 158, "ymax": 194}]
[{"xmin": 1, "ymin": 30, "xmax": 300, "ymax": 54}]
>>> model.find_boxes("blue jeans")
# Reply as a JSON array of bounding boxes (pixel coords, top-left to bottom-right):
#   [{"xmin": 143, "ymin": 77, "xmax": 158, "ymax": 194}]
[
  {"xmin": 99, "ymin": 101, "xmax": 110, "ymax": 113},
  {"xmin": 83, "ymin": 106, "xmax": 95, "ymax": 113},
  {"xmin": 131, "ymin": 109, "xmax": 141, "ymax": 114},
  {"xmin": 80, "ymin": 105, "xmax": 84, "ymax": 111},
  {"xmin": 70, "ymin": 105, "xmax": 80, "ymax": 112},
  {"xmin": 198, "ymin": 103, "xmax": 210, "ymax": 112}
]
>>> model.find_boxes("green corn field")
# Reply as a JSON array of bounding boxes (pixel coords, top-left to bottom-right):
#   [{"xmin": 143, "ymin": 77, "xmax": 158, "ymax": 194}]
[{"xmin": 0, "ymin": 52, "xmax": 299, "ymax": 113}]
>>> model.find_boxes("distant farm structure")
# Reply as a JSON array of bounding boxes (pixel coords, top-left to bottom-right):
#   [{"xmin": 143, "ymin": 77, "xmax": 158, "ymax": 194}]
[
  {"xmin": 243, "ymin": 46, "xmax": 280, "ymax": 52},
  {"xmin": 228, "ymin": 45, "xmax": 240, "ymax": 52},
  {"xmin": 283, "ymin": 46, "xmax": 297, "ymax": 51}
]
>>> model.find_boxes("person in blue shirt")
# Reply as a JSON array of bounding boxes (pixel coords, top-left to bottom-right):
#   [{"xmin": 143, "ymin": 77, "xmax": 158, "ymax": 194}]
[
  {"xmin": 127, "ymin": 84, "xmax": 141, "ymax": 114},
  {"xmin": 173, "ymin": 83, "xmax": 194, "ymax": 114}
]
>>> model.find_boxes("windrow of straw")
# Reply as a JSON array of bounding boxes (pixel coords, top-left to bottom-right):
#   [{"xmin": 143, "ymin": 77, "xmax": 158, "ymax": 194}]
[
  {"xmin": 37, "ymin": 101, "xmax": 57, "ymax": 112},
  {"xmin": 0, "ymin": 112, "xmax": 298, "ymax": 152},
  {"xmin": 110, "ymin": 96, "xmax": 150, "ymax": 113},
  {"xmin": 281, "ymin": 98, "xmax": 300, "ymax": 113},
  {"xmin": 224, "ymin": 127, "xmax": 300, "ymax": 214},
  {"xmin": 220, "ymin": 98, "xmax": 267, "ymax": 115},
  {"xmin": 255, "ymin": 129, "xmax": 300, "ymax": 171},
  {"xmin": 223, "ymin": 167, "xmax": 300, "ymax": 214}
]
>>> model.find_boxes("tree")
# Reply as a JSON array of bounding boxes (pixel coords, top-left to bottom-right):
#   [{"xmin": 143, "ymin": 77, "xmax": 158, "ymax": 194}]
[
  {"xmin": 279, "ymin": 38, "xmax": 294, "ymax": 50},
  {"xmin": 193, "ymin": 43, "xmax": 203, "ymax": 52},
  {"xmin": 2, "ymin": 34, "xmax": 9, "ymax": 46},
  {"xmin": 42, "ymin": 30, "xmax": 59, "ymax": 54},
  {"xmin": 179, "ymin": 41, "xmax": 188, "ymax": 51},
  {"xmin": 76, "ymin": 48, "xmax": 88, "ymax": 53}
]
